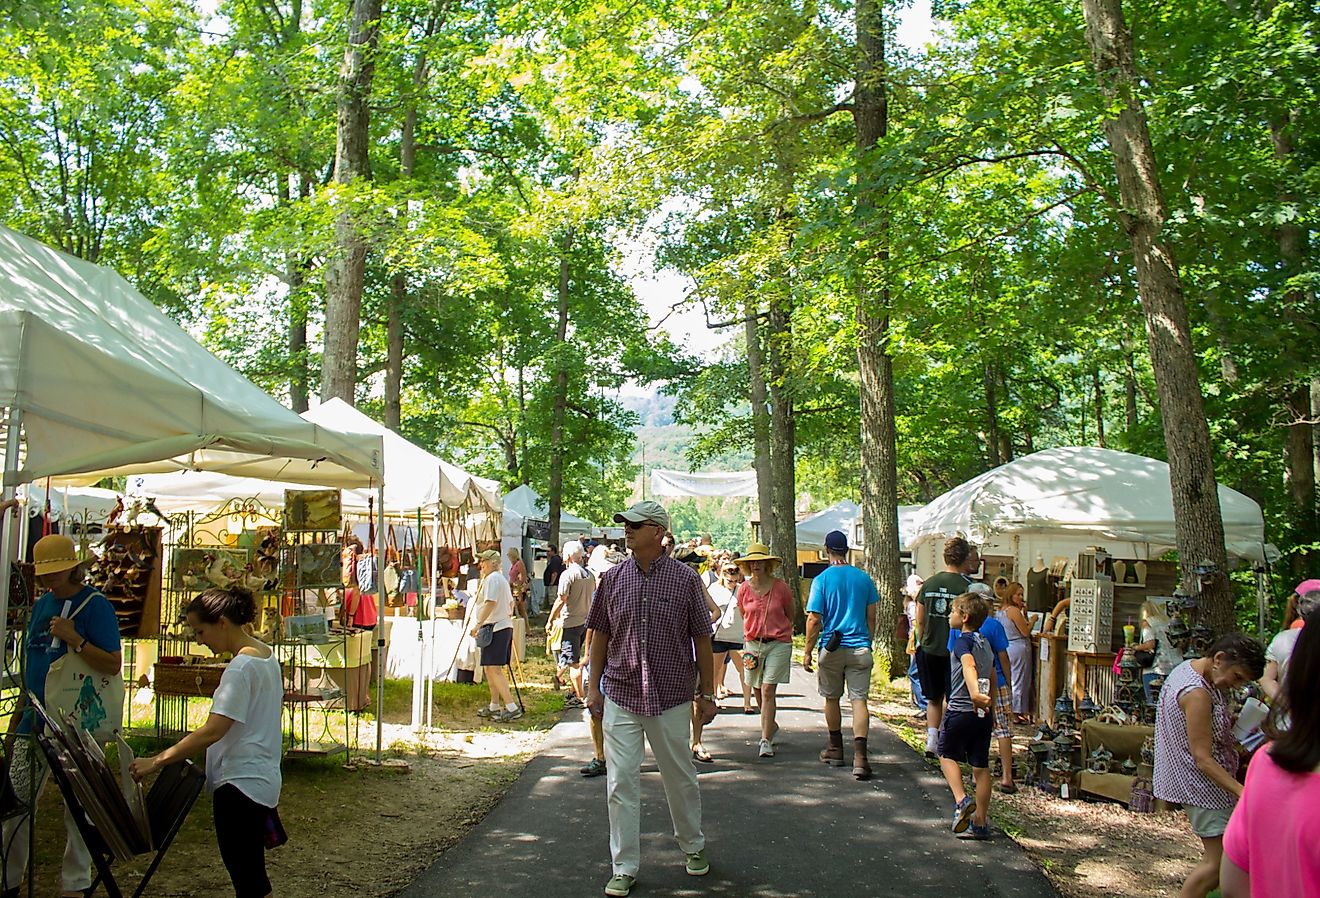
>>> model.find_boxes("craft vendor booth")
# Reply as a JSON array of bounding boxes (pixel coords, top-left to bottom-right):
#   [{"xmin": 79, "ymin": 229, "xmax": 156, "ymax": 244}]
[
  {"xmin": 500, "ymin": 483, "xmax": 598, "ymax": 609},
  {"xmin": 907, "ymin": 446, "xmax": 1270, "ymax": 722},
  {"xmin": 0, "ymin": 224, "xmax": 385, "ymax": 882},
  {"xmin": 135, "ymin": 397, "xmax": 503, "ymax": 735}
]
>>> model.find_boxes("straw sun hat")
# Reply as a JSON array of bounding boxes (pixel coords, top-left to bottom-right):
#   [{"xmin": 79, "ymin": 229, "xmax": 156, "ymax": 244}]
[
  {"xmin": 33, "ymin": 533, "xmax": 81, "ymax": 576},
  {"xmin": 735, "ymin": 543, "xmax": 781, "ymax": 574}
]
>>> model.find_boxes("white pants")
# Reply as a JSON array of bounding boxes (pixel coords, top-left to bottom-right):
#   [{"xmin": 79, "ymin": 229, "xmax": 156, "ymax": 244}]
[
  {"xmin": 603, "ymin": 696, "xmax": 705, "ymax": 877},
  {"xmin": 2, "ymin": 737, "xmax": 93, "ymax": 892}
]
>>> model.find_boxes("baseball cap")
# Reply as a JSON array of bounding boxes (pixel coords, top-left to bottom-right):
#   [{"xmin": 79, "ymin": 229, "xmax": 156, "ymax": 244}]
[
  {"xmin": 824, "ymin": 530, "xmax": 850, "ymax": 554},
  {"xmin": 477, "ymin": 549, "xmax": 501, "ymax": 562},
  {"xmin": 613, "ymin": 500, "xmax": 670, "ymax": 531},
  {"xmin": 1294, "ymin": 579, "xmax": 1320, "ymax": 596},
  {"xmin": 967, "ymin": 581, "xmax": 994, "ymax": 596}
]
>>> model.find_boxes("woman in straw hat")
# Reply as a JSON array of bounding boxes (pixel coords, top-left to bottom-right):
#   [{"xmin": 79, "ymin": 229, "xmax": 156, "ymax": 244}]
[
  {"xmin": 2, "ymin": 533, "xmax": 123, "ymax": 898},
  {"xmin": 735, "ymin": 544, "xmax": 795, "ymax": 759}
]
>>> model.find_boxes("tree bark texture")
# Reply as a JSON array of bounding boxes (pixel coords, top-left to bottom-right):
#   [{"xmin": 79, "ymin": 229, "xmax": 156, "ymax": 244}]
[
  {"xmin": 1092, "ymin": 369, "xmax": 1107, "ymax": 448},
  {"xmin": 745, "ymin": 304, "xmax": 774, "ymax": 545},
  {"xmin": 1081, "ymin": 0, "xmax": 1232, "ymax": 630},
  {"xmin": 548, "ymin": 232, "xmax": 573, "ymax": 552},
  {"xmin": 279, "ymin": 172, "xmax": 312, "ymax": 412},
  {"xmin": 984, "ymin": 363, "xmax": 1002, "ymax": 467},
  {"xmin": 1271, "ymin": 111, "xmax": 1316, "ymax": 572},
  {"xmin": 854, "ymin": 0, "xmax": 905, "ymax": 678},
  {"xmin": 1125, "ymin": 351, "xmax": 1139, "ymax": 430},
  {"xmin": 320, "ymin": 0, "xmax": 380, "ymax": 404},
  {"xmin": 767, "ymin": 301, "xmax": 801, "ymax": 629}
]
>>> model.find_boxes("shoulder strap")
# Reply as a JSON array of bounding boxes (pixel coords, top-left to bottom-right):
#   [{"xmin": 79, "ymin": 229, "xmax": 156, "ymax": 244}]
[{"xmin": 67, "ymin": 591, "xmax": 99, "ymax": 620}]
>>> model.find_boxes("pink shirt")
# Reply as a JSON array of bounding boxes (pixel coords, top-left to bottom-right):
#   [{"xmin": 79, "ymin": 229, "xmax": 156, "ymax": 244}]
[
  {"xmin": 1223, "ymin": 748, "xmax": 1320, "ymax": 898},
  {"xmin": 738, "ymin": 579, "xmax": 795, "ymax": 642}
]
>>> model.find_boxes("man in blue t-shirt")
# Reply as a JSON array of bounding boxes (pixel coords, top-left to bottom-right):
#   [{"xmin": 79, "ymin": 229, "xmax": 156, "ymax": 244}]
[{"xmin": 803, "ymin": 530, "xmax": 879, "ymax": 780}]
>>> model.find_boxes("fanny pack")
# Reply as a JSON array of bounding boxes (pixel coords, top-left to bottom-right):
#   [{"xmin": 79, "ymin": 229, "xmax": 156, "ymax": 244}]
[
  {"xmin": 475, "ymin": 624, "xmax": 494, "ymax": 648},
  {"xmin": 823, "ymin": 631, "xmax": 843, "ymax": 653}
]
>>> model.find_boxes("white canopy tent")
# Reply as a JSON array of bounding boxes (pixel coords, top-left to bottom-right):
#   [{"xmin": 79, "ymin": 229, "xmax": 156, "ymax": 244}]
[
  {"xmin": 134, "ymin": 398, "xmax": 500, "ymax": 517},
  {"xmin": 500, "ymin": 484, "xmax": 596, "ymax": 605},
  {"xmin": 796, "ymin": 500, "xmax": 925, "ymax": 553},
  {"xmin": 19, "ymin": 484, "xmax": 122, "ymax": 524},
  {"xmin": 0, "ymin": 226, "xmax": 389, "ymax": 756},
  {"xmin": 650, "ymin": 469, "xmax": 758, "ymax": 498},
  {"xmin": 906, "ymin": 446, "xmax": 1270, "ymax": 578},
  {"xmin": 0, "ymin": 226, "xmax": 383, "ymax": 488}
]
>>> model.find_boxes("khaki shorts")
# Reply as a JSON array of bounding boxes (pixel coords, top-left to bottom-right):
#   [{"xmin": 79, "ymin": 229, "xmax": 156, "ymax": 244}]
[
  {"xmin": 1186, "ymin": 804, "xmax": 1234, "ymax": 838},
  {"xmin": 817, "ymin": 647, "xmax": 874, "ymax": 701},
  {"xmin": 743, "ymin": 639, "xmax": 792, "ymax": 687}
]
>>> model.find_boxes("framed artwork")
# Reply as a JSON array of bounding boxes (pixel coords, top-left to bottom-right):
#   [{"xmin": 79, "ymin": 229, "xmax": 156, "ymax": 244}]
[
  {"xmin": 294, "ymin": 542, "xmax": 342, "ymax": 588},
  {"xmin": 284, "ymin": 490, "xmax": 341, "ymax": 532}
]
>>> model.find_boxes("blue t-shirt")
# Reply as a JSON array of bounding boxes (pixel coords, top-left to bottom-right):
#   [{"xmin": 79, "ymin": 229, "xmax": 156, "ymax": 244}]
[
  {"xmin": 948, "ymin": 615, "xmax": 1009, "ymax": 687},
  {"xmin": 806, "ymin": 564, "xmax": 879, "ymax": 649},
  {"xmin": 21, "ymin": 586, "xmax": 122, "ymax": 734}
]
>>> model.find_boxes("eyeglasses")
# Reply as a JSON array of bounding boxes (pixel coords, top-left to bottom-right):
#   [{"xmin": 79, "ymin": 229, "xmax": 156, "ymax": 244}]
[{"xmin": 623, "ymin": 520, "xmax": 655, "ymax": 531}]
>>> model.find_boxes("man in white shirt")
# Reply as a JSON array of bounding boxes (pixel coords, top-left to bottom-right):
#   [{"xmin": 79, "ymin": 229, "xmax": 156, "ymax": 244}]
[
  {"xmin": 546, "ymin": 541, "xmax": 595, "ymax": 708},
  {"xmin": 472, "ymin": 549, "xmax": 521, "ymax": 721}
]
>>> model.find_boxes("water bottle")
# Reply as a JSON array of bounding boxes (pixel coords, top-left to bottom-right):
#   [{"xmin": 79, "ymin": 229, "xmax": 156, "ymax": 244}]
[{"xmin": 976, "ymin": 678, "xmax": 990, "ymax": 717}]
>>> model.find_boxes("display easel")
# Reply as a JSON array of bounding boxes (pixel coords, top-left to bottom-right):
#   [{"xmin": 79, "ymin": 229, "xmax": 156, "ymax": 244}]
[{"xmin": 32, "ymin": 734, "xmax": 204, "ymax": 898}]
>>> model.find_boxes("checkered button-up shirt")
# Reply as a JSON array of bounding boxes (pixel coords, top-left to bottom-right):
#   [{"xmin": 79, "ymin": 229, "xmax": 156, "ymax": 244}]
[{"xmin": 586, "ymin": 554, "xmax": 713, "ymax": 716}]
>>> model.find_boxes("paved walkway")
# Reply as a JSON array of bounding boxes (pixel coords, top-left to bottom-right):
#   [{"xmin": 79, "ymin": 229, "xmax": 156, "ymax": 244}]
[{"xmin": 398, "ymin": 665, "xmax": 1059, "ymax": 898}]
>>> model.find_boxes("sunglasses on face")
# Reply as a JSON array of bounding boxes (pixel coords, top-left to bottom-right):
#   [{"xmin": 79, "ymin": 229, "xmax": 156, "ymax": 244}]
[
  {"xmin": 623, "ymin": 521, "xmax": 655, "ymax": 531},
  {"xmin": 722, "ymin": 569, "xmax": 741, "ymax": 577}
]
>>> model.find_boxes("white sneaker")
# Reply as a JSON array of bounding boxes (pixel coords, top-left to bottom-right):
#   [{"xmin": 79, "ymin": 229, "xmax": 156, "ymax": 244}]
[{"xmin": 758, "ymin": 738, "xmax": 774, "ymax": 758}]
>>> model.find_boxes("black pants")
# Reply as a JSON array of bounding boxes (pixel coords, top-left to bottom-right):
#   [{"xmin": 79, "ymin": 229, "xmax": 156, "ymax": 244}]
[{"xmin": 212, "ymin": 784, "xmax": 274, "ymax": 898}]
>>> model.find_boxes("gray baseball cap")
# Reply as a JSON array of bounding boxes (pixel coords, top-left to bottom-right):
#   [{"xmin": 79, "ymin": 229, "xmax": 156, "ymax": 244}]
[{"xmin": 613, "ymin": 500, "xmax": 670, "ymax": 531}]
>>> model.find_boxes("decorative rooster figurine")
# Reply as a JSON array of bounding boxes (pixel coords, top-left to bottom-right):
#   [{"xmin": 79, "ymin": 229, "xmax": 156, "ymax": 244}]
[{"xmin": 106, "ymin": 496, "xmax": 124, "ymax": 528}]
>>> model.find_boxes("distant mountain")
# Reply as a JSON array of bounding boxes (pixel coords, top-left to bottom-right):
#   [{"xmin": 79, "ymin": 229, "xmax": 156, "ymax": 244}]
[{"xmin": 620, "ymin": 392, "xmax": 677, "ymax": 428}]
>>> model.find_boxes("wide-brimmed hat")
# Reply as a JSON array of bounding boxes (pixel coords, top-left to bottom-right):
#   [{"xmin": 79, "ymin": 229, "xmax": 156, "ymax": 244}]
[
  {"xmin": 613, "ymin": 500, "xmax": 670, "ymax": 531},
  {"xmin": 33, "ymin": 534, "xmax": 80, "ymax": 576},
  {"xmin": 736, "ymin": 543, "xmax": 781, "ymax": 573}
]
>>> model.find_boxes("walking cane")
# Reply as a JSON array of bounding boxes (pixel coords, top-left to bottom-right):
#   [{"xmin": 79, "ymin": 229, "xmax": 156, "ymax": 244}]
[{"xmin": 506, "ymin": 658, "xmax": 524, "ymax": 712}]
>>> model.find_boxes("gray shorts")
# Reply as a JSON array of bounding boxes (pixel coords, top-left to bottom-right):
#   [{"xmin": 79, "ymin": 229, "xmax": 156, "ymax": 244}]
[
  {"xmin": 817, "ymin": 646, "xmax": 874, "ymax": 700},
  {"xmin": 744, "ymin": 639, "xmax": 792, "ymax": 687},
  {"xmin": 1186, "ymin": 804, "xmax": 1234, "ymax": 838}
]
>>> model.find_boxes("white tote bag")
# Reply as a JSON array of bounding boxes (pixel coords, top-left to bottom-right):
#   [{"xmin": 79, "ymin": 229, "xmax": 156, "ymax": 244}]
[{"xmin": 44, "ymin": 593, "xmax": 125, "ymax": 743}]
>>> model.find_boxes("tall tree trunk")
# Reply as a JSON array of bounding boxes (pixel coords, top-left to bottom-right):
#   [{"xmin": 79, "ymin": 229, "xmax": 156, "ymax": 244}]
[
  {"xmin": 855, "ymin": 0, "xmax": 904, "ymax": 679},
  {"xmin": 1271, "ymin": 111, "xmax": 1316, "ymax": 574},
  {"xmin": 1125, "ymin": 351, "xmax": 1139, "ymax": 430},
  {"xmin": 984, "ymin": 362, "xmax": 1002, "ymax": 467},
  {"xmin": 320, "ymin": 0, "xmax": 380, "ymax": 404},
  {"xmin": 998, "ymin": 366, "xmax": 1014, "ymax": 462},
  {"xmin": 1092, "ymin": 368, "xmax": 1107, "ymax": 448},
  {"xmin": 548, "ymin": 232, "xmax": 573, "ymax": 552},
  {"xmin": 1082, "ymin": 0, "xmax": 1231, "ymax": 630},
  {"xmin": 767, "ymin": 301, "xmax": 801, "ymax": 627},
  {"xmin": 746, "ymin": 304, "xmax": 774, "ymax": 545},
  {"xmin": 516, "ymin": 363, "xmax": 528, "ymax": 484},
  {"xmin": 280, "ymin": 172, "xmax": 311, "ymax": 412}
]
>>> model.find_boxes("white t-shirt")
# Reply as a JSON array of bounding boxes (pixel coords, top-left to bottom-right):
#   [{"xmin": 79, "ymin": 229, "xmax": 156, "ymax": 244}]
[
  {"xmin": 557, "ymin": 562, "xmax": 595, "ymax": 629},
  {"xmin": 710, "ymin": 582, "xmax": 744, "ymax": 643},
  {"xmin": 480, "ymin": 571, "xmax": 515, "ymax": 633},
  {"xmin": 1266, "ymin": 628, "xmax": 1300, "ymax": 679},
  {"xmin": 207, "ymin": 650, "xmax": 284, "ymax": 807}
]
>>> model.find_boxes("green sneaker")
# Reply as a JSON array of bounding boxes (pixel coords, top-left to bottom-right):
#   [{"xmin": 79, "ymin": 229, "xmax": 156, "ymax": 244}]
[
  {"xmin": 685, "ymin": 849, "xmax": 710, "ymax": 876},
  {"xmin": 604, "ymin": 873, "xmax": 636, "ymax": 896}
]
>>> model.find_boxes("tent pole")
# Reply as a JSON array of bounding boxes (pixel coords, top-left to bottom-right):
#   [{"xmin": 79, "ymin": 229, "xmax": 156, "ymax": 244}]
[
  {"xmin": 427, "ymin": 509, "xmax": 439, "ymax": 731},
  {"xmin": 0, "ymin": 407, "xmax": 23, "ymax": 661},
  {"xmin": 375, "ymin": 485, "xmax": 385, "ymax": 763},
  {"xmin": 410, "ymin": 506, "xmax": 424, "ymax": 734}
]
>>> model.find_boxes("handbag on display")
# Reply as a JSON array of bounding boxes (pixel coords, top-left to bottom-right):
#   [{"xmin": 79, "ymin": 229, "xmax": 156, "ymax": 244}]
[{"xmin": 45, "ymin": 593, "xmax": 126, "ymax": 744}]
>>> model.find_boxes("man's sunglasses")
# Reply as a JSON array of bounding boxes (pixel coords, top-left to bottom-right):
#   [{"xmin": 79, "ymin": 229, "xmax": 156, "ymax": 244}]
[{"xmin": 623, "ymin": 520, "xmax": 657, "ymax": 531}]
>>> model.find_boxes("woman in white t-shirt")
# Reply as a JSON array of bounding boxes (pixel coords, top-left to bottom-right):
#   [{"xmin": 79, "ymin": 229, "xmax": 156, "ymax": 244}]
[{"xmin": 131, "ymin": 587, "xmax": 285, "ymax": 898}]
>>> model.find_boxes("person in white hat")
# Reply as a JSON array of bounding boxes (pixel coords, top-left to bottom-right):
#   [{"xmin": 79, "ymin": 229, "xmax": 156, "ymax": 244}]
[{"xmin": 3, "ymin": 533, "xmax": 123, "ymax": 898}]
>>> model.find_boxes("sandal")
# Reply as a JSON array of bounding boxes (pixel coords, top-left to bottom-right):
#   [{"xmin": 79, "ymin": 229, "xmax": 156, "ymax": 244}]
[{"xmin": 692, "ymin": 747, "xmax": 714, "ymax": 763}]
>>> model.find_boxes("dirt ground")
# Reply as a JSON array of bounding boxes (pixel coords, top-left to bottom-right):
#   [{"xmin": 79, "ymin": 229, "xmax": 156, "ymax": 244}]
[
  {"xmin": 25, "ymin": 629, "xmax": 566, "ymax": 898},
  {"xmin": 871, "ymin": 680, "xmax": 1205, "ymax": 898}
]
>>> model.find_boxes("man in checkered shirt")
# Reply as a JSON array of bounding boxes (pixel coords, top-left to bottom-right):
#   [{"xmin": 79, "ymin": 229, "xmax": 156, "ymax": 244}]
[{"xmin": 586, "ymin": 500, "xmax": 717, "ymax": 897}]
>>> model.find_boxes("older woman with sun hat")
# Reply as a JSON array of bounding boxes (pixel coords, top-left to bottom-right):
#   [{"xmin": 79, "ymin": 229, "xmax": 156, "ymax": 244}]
[{"xmin": 735, "ymin": 543, "xmax": 796, "ymax": 759}]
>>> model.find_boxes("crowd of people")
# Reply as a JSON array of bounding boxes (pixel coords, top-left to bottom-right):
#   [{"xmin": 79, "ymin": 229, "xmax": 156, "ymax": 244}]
[{"xmin": 6, "ymin": 498, "xmax": 1317, "ymax": 898}]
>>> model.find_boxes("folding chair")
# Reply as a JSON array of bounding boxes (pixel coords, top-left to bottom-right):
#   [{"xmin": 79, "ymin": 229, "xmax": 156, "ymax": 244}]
[{"xmin": 33, "ymin": 730, "xmax": 205, "ymax": 898}]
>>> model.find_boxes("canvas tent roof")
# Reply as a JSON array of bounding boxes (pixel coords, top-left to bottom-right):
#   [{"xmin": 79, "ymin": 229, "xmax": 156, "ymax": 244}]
[
  {"xmin": 0, "ymin": 226, "xmax": 382, "ymax": 488},
  {"xmin": 796, "ymin": 500, "xmax": 924, "ymax": 552},
  {"xmin": 502, "ymin": 484, "xmax": 595, "ymax": 535},
  {"xmin": 20, "ymin": 484, "xmax": 121, "ymax": 523},
  {"xmin": 134, "ymin": 398, "xmax": 500, "ymax": 515},
  {"xmin": 906, "ymin": 446, "xmax": 1269, "ymax": 562}
]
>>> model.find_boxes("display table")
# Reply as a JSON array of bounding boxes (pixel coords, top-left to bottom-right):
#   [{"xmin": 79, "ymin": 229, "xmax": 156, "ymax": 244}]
[
  {"xmin": 296, "ymin": 630, "xmax": 372, "ymax": 711},
  {"xmin": 382, "ymin": 617, "xmax": 473, "ymax": 681},
  {"xmin": 1077, "ymin": 720, "xmax": 1158, "ymax": 806}
]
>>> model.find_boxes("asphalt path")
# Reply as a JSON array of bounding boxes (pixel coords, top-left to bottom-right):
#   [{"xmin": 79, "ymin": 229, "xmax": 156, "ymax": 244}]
[{"xmin": 397, "ymin": 664, "xmax": 1059, "ymax": 898}]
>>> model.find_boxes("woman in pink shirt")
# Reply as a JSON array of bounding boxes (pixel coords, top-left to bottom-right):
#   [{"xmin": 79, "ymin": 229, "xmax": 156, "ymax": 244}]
[
  {"xmin": 1221, "ymin": 607, "xmax": 1320, "ymax": 898},
  {"xmin": 735, "ymin": 544, "xmax": 796, "ymax": 760}
]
